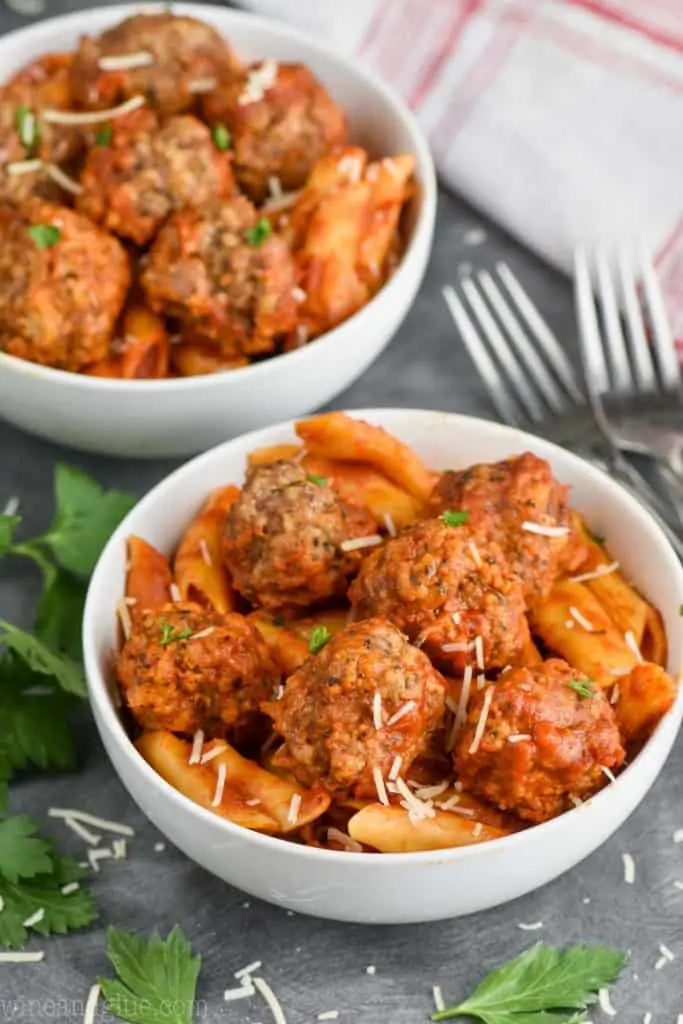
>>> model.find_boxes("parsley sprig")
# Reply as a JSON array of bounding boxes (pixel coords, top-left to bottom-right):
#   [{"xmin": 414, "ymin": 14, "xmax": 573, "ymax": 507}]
[
  {"xmin": 442, "ymin": 509, "xmax": 469, "ymax": 528},
  {"xmin": 567, "ymin": 679, "xmax": 595, "ymax": 699},
  {"xmin": 99, "ymin": 925, "xmax": 201, "ymax": 1024},
  {"xmin": 309, "ymin": 625, "xmax": 331, "ymax": 654},
  {"xmin": 159, "ymin": 620, "xmax": 193, "ymax": 646},
  {"xmin": 432, "ymin": 944, "xmax": 626, "ymax": 1022},
  {"xmin": 0, "ymin": 815, "xmax": 96, "ymax": 949}
]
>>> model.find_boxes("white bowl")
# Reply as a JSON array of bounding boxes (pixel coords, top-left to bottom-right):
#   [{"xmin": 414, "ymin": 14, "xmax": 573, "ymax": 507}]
[
  {"xmin": 83, "ymin": 410, "xmax": 683, "ymax": 923},
  {"xmin": 0, "ymin": 5, "xmax": 436, "ymax": 459}
]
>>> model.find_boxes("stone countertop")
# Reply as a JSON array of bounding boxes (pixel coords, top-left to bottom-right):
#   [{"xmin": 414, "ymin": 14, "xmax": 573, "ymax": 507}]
[{"xmin": 1, "ymin": 3, "xmax": 683, "ymax": 1019}]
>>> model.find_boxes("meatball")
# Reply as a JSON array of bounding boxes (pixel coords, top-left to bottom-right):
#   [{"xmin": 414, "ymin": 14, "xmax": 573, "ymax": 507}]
[
  {"xmin": 77, "ymin": 109, "xmax": 235, "ymax": 245},
  {"xmin": 116, "ymin": 603, "xmax": 279, "ymax": 735},
  {"xmin": 349, "ymin": 517, "xmax": 529, "ymax": 674},
  {"xmin": 0, "ymin": 199, "xmax": 130, "ymax": 371},
  {"xmin": 455, "ymin": 659, "xmax": 625, "ymax": 822},
  {"xmin": 70, "ymin": 13, "xmax": 242, "ymax": 119},
  {"xmin": 223, "ymin": 459, "xmax": 378, "ymax": 611},
  {"xmin": 203, "ymin": 62, "xmax": 347, "ymax": 201},
  {"xmin": 430, "ymin": 453, "xmax": 585, "ymax": 599},
  {"xmin": 1, "ymin": 54, "xmax": 81, "ymax": 203},
  {"xmin": 268, "ymin": 618, "xmax": 446, "ymax": 795},
  {"xmin": 140, "ymin": 195, "xmax": 297, "ymax": 356}
]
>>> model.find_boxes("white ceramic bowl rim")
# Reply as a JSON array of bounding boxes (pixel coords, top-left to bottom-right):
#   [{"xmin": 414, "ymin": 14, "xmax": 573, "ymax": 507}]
[
  {"xmin": 83, "ymin": 409, "xmax": 683, "ymax": 867},
  {"xmin": 0, "ymin": 3, "xmax": 436, "ymax": 394}
]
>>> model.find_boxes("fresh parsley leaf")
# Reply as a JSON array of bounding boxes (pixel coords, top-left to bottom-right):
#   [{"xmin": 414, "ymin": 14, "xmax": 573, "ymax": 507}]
[
  {"xmin": 0, "ymin": 621, "xmax": 86, "ymax": 697},
  {"xmin": 159, "ymin": 620, "xmax": 192, "ymax": 647},
  {"xmin": 567, "ymin": 679, "xmax": 595, "ymax": 699},
  {"xmin": 15, "ymin": 104, "xmax": 39, "ymax": 150},
  {"xmin": 96, "ymin": 122, "xmax": 112, "ymax": 146},
  {"xmin": 38, "ymin": 464, "xmax": 136, "ymax": 578},
  {"xmin": 432, "ymin": 944, "xmax": 627, "ymax": 1022},
  {"xmin": 99, "ymin": 925, "xmax": 201, "ymax": 1024},
  {"xmin": 307, "ymin": 474, "xmax": 327, "ymax": 487},
  {"xmin": 0, "ymin": 854, "xmax": 95, "ymax": 949},
  {"xmin": 34, "ymin": 565, "xmax": 87, "ymax": 661},
  {"xmin": 245, "ymin": 217, "xmax": 271, "ymax": 246},
  {"xmin": 29, "ymin": 224, "xmax": 61, "ymax": 250},
  {"xmin": 0, "ymin": 815, "xmax": 52, "ymax": 884},
  {"xmin": 212, "ymin": 123, "xmax": 231, "ymax": 150},
  {"xmin": 0, "ymin": 514, "xmax": 20, "ymax": 558},
  {"xmin": 442, "ymin": 510, "xmax": 469, "ymax": 528},
  {"xmin": 309, "ymin": 625, "xmax": 331, "ymax": 654}
]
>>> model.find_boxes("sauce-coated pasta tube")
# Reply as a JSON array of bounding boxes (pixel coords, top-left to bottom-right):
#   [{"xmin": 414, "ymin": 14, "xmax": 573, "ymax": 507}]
[{"xmin": 173, "ymin": 485, "xmax": 239, "ymax": 613}]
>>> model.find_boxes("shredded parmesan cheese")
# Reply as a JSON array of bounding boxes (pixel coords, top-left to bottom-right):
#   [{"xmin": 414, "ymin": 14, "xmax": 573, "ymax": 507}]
[
  {"xmin": 611, "ymin": 684, "xmax": 620, "ymax": 705},
  {"xmin": 384, "ymin": 512, "xmax": 397, "ymax": 537},
  {"xmin": 327, "ymin": 828, "xmax": 363, "ymax": 853},
  {"xmin": 48, "ymin": 809, "xmax": 134, "ymax": 838},
  {"xmin": 508, "ymin": 733, "xmax": 531, "ymax": 744},
  {"xmin": 624, "ymin": 630, "xmax": 643, "ymax": 662},
  {"xmin": 451, "ymin": 611, "xmax": 461, "ymax": 626},
  {"xmin": 0, "ymin": 951, "xmax": 45, "ymax": 963},
  {"xmin": 188, "ymin": 76, "xmax": 218, "ymax": 93},
  {"xmin": 201, "ymin": 744, "xmax": 228, "ymax": 764},
  {"xmin": 472, "ymin": 822, "xmax": 483, "ymax": 838},
  {"xmin": 234, "ymin": 961, "xmax": 262, "ymax": 980},
  {"xmin": 170, "ymin": 582, "xmax": 182, "ymax": 602},
  {"xmin": 43, "ymin": 95, "xmax": 146, "ymax": 125},
  {"xmin": 60, "ymin": 817, "xmax": 101, "ymax": 846},
  {"xmin": 388, "ymin": 755, "xmax": 403, "ymax": 781},
  {"xmin": 211, "ymin": 763, "xmax": 227, "ymax": 807},
  {"xmin": 372, "ymin": 766, "xmax": 389, "ymax": 806},
  {"xmin": 395, "ymin": 777, "xmax": 436, "ymax": 823},
  {"xmin": 569, "ymin": 606, "xmax": 594, "ymax": 631},
  {"xmin": 88, "ymin": 848, "xmax": 113, "ymax": 872},
  {"xmin": 448, "ymin": 665, "xmax": 473, "ymax": 751},
  {"xmin": 570, "ymin": 795, "xmax": 584, "ymax": 807},
  {"xmin": 44, "ymin": 162, "xmax": 83, "ymax": 196},
  {"xmin": 432, "ymin": 986, "xmax": 445, "ymax": 1013},
  {"xmin": 467, "ymin": 541, "xmax": 483, "ymax": 569},
  {"xmin": 2, "ymin": 496, "xmax": 19, "ymax": 516},
  {"xmin": 386, "ymin": 700, "xmax": 416, "ymax": 727},
  {"xmin": 245, "ymin": 798, "xmax": 261, "ymax": 807},
  {"xmin": 674, "ymin": 829, "xmax": 683, "ymax": 843},
  {"xmin": 340, "ymin": 534, "xmax": 383, "ymax": 552},
  {"xmin": 98, "ymin": 51, "xmax": 154, "ymax": 70},
  {"xmin": 198, "ymin": 538, "xmax": 212, "ymax": 567},
  {"xmin": 84, "ymin": 984, "xmax": 100, "ymax": 1024},
  {"xmin": 366, "ymin": 965, "xmax": 376, "ymax": 975},
  {"xmin": 22, "ymin": 908, "xmax": 45, "ymax": 929},
  {"xmin": 598, "ymin": 989, "xmax": 617, "ymax": 1016},
  {"xmin": 154, "ymin": 842, "xmax": 166, "ymax": 852},
  {"xmin": 337, "ymin": 153, "xmax": 363, "ymax": 182},
  {"xmin": 601, "ymin": 765, "xmax": 617, "ymax": 784},
  {"xmin": 570, "ymin": 562, "xmax": 619, "ymax": 583},
  {"xmin": 474, "ymin": 635, "xmax": 485, "ymax": 670},
  {"xmin": 437, "ymin": 794, "xmax": 462, "ymax": 811},
  {"xmin": 372, "ymin": 691, "xmax": 383, "ymax": 730},
  {"xmin": 659, "ymin": 943, "xmax": 675, "ymax": 962},
  {"xmin": 642, "ymin": 1015, "xmax": 652, "ymax": 1024},
  {"xmin": 238, "ymin": 61, "xmax": 279, "ymax": 105},
  {"xmin": 253, "ymin": 976, "xmax": 288, "ymax": 1024},
  {"xmin": 116, "ymin": 598, "xmax": 132, "ymax": 641},
  {"xmin": 292, "ymin": 286, "xmax": 307, "ymax": 303},
  {"xmin": 441, "ymin": 641, "xmax": 471, "ymax": 653},
  {"xmin": 191, "ymin": 627, "xmax": 215, "ymax": 641},
  {"xmin": 268, "ymin": 175, "xmax": 283, "ymax": 199},
  {"xmin": 518, "ymin": 921, "xmax": 543, "ymax": 931},
  {"xmin": 189, "ymin": 730, "xmax": 205, "ymax": 765},
  {"xmin": 611, "ymin": 667, "xmax": 631, "ymax": 676},
  {"xmin": 673, "ymin": 880, "xmax": 683, "ymax": 891},
  {"xmin": 112, "ymin": 838, "xmax": 127, "ymax": 860},
  {"xmin": 224, "ymin": 983, "xmax": 255, "ymax": 1001},
  {"xmin": 468, "ymin": 686, "xmax": 494, "ymax": 754},
  {"xmin": 414, "ymin": 781, "xmax": 449, "ymax": 800},
  {"xmin": 317, "ymin": 1014, "xmax": 339, "ymax": 1021},
  {"xmin": 5, "ymin": 158, "xmax": 43, "ymax": 175},
  {"xmin": 622, "ymin": 852, "xmax": 635, "ymax": 884},
  {"xmin": 60, "ymin": 882, "xmax": 80, "ymax": 896},
  {"xmin": 521, "ymin": 521, "xmax": 570, "ymax": 537},
  {"xmin": 287, "ymin": 793, "xmax": 302, "ymax": 825}
]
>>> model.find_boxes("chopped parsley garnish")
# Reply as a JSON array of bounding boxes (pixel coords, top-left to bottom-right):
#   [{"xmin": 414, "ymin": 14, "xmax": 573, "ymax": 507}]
[
  {"xmin": 245, "ymin": 217, "xmax": 271, "ymax": 246},
  {"xmin": 29, "ymin": 224, "xmax": 61, "ymax": 251},
  {"xmin": 307, "ymin": 474, "xmax": 327, "ymax": 487},
  {"xmin": 442, "ymin": 509, "xmax": 469, "ymax": 528},
  {"xmin": 211, "ymin": 123, "xmax": 231, "ymax": 151},
  {"xmin": 15, "ymin": 105, "xmax": 38, "ymax": 150},
  {"xmin": 159, "ymin": 620, "xmax": 192, "ymax": 647},
  {"xmin": 568, "ymin": 679, "xmax": 595, "ymax": 699},
  {"xmin": 95, "ymin": 123, "xmax": 112, "ymax": 147},
  {"xmin": 309, "ymin": 626, "xmax": 331, "ymax": 654}
]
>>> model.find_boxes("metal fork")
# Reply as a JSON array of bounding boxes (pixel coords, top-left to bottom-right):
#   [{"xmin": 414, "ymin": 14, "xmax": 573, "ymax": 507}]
[
  {"xmin": 442, "ymin": 264, "xmax": 683, "ymax": 560},
  {"xmin": 574, "ymin": 245, "xmax": 683, "ymax": 506}
]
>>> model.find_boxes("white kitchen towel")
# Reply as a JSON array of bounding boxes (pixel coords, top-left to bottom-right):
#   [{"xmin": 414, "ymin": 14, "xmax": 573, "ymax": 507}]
[{"xmin": 236, "ymin": 0, "xmax": 683, "ymax": 340}]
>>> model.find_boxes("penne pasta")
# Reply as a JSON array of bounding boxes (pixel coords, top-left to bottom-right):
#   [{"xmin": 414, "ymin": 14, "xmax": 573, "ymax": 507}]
[
  {"xmin": 126, "ymin": 536, "xmax": 172, "ymax": 613},
  {"xmin": 173, "ymin": 486, "xmax": 240, "ymax": 613},
  {"xmin": 296, "ymin": 412, "xmax": 437, "ymax": 502},
  {"xmin": 347, "ymin": 803, "xmax": 510, "ymax": 853},
  {"xmin": 615, "ymin": 663, "xmax": 677, "ymax": 745},
  {"xmin": 573, "ymin": 522, "xmax": 650, "ymax": 642},
  {"xmin": 357, "ymin": 154, "xmax": 414, "ymax": 290},
  {"xmin": 530, "ymin": 579, "xmax": 638, "ymax": 686},
  {"xmin": 120, "ymin": 304, "xmax": 170, "ymax": 379},
  {"xmin": 247, "ymin": 611, "xmax": 311, "ymax": 675},
  {"xmin": 136, "ymin": 732, "xmax": 330, "ymax": 833},
  {"xmin": 171, "ymin": 343, "xmax": 248, "ymax": 378}
]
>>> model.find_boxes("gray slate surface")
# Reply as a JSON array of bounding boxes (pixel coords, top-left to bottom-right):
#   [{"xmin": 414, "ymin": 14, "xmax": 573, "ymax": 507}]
[{"xmin": 1, "ymin": 3, "xmax": 683, "ymax": 1019}]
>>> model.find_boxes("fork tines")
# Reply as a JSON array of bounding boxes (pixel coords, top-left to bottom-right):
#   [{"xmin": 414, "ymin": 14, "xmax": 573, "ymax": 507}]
[{"xmin": 442, "ymin": 263, "xmax": 583, "ymax": 427}]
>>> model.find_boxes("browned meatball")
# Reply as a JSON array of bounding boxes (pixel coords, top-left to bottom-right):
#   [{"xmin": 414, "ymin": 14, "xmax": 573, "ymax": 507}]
[
  {"xmin": 77, "ymin": 108, "xmax": 235, "ymax": 245},
  {"xmin": 349, "ymin": 517, "xmax": 529, "ymax": 674},
  {"xmin": 430, "ymin": 453, "xmax": 586, "ymax": 599},
  {"xmin": 268, "ymin": 618, "xmax": 446, "ymax": 796},
  {"xmin": 140, "ymin": 195, "xmax": 297, "ymax": 356},
  {"xmin": 70, "ymin": 13, "xmax": 242, "ymax": 118},
  {"xmin": 1, "ymin": 54, "xmax": 82, "ymax": 203},
  {"xmin": 116, "ymin": 603, "xmax": 279, "ymax": 735},
  {"xmin": 0, "ymin": 198, "xmax": 130, "ymax": 371},
  {"xmin": 223, "ymin": 460, "xmax": 378, "ymax": 611},
  {"xmin": 455, "ymin": 659, "xmax": 625, "ymax": 823},
  {"xmin": 203, "ymin": 62, "xmax": 347, "ymax": 201}
]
